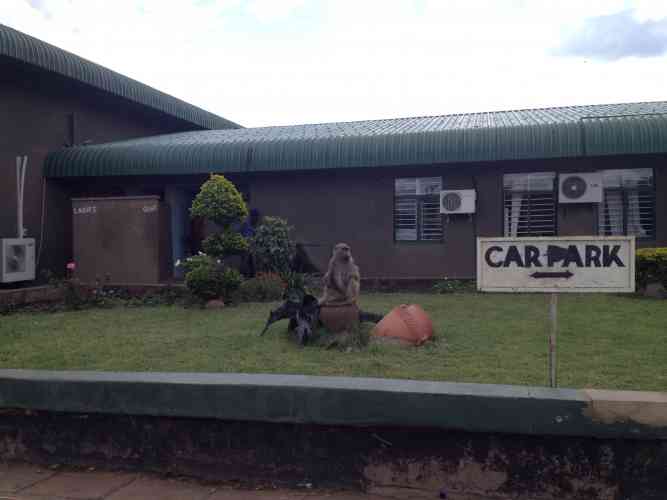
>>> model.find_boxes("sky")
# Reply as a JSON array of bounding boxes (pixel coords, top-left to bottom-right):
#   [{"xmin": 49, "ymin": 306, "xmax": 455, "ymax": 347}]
[{"xmin": 3, "ymin": 0, "xmax": 667, "ymax": 127}]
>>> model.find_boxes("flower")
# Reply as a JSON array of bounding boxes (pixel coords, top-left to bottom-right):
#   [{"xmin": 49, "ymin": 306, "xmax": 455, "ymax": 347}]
[
  {"xmin": 175, "ymin": 259, "xmax": 181, "ymax": 267},
  {"xmin": 66, "ymin": 262, "xmax": 76, "ymax": 271}
]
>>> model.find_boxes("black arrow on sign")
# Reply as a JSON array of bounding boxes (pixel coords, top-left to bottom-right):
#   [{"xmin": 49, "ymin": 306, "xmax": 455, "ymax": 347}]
[{"xmin": 530, "ymin": 271, "xmax": 574, "ymax": 279}]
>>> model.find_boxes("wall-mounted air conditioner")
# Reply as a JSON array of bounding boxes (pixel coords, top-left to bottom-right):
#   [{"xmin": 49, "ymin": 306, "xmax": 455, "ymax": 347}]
[
  {"xmin": 0, "ymin": 238, "xmax": 36, "ymax": 283},
  {"xmin": 558, "ymin": 173, "xmax": 603, "ymax": 204},
  {"xmin": 440, "ymin": 190, "xmax": 476, "ymax": 214},
  {"xmin": 1, "ymin": 157, "xmax": 37, "ymax": 283}
]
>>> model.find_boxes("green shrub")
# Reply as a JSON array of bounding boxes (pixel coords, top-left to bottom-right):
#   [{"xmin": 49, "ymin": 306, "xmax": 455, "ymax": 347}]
[
  {"xmin": 190, "ymin": 174, "xmax": 248, "ymax": 227},
  {"xmin": 636, "ymin": 248, "xmax": 667, "ymax": 292},
  {"xmin": 202, "ymin": 230, "xmax": 249, "ymax": 258},
  {"xmin": 249, "ymin": 216, "xmax": 296, "ymax": 277},
  {"xmin": 250, "ymin": 217, "xmax": 296, "ymax": 277},
  {"xmin": 282, "ymin": 271, "xmax": 310, "ymax": 303},
  {"xmin": 238, "ymin": 272, "xmax": 286, "ymax": 302},
  {"xmin": 183, "ymin": 257, "xmax": 220, "ymax": 302},
  {"xmin": 220, "ymin": 267, "xmax": 243, "ymax": 299},
  {"xmin": 182, "ymin": 254, "xmax": 242, "ymax": 302},
  {"xmin": 433, "ymin": 277, "xmax": 475, "ymax": 294}
]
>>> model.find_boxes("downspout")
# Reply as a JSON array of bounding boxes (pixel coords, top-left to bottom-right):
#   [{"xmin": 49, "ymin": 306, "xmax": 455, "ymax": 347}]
[{"xmin": 16, "ymin": 155, "xmax": 27, "ymax": 238}]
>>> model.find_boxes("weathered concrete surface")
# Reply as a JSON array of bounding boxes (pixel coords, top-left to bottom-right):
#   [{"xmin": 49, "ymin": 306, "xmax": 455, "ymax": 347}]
[
  {"xmin": 0, "ymin": 462, "xmax": 398, "ymax": 499},
  {"xmin": 1, "ymin": 371, "xmax": 666, "ymax": 498},
  {"xmin": 1, "ymin": 370, "xmax": 667, "ymax": 440},
  {"xmin": 584, "ymin": 389, "xmax": 667, "ymax": 428},
  {"xmin": 1, "ymin": 411, "xmax": 666, "ymax": 499}
]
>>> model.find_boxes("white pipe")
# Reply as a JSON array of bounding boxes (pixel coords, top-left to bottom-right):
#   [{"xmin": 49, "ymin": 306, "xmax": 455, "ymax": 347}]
[
  {"xmin": 20, "ymin": 156, "xmax": 25, "ymax": 237},
  {"xmin": 16, "ymin": 155, "xmax": 27, "ymax": 238},
  {"xmin": 37, "ymin": 176, "xmax": 47, "ymax": 268},
  {"xmin": 16, "ymin": 156, "xmax": 22, "ymax": 238}
]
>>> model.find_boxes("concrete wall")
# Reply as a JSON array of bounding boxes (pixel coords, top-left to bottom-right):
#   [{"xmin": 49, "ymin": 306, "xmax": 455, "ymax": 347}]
[
  {"xmin": 1, "ymin": 371, "xmax": 666, "ymax": 499},
  {"xmin": 0, "ymin": 57, "xmax": 204, "ymax": 278},
  {"xmin": 248, "ymin": 155, "xmax": 667, "ymax": 279}
]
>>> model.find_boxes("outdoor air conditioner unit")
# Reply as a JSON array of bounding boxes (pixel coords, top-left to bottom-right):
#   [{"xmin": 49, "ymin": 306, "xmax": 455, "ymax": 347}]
[
  {"xmin": 0, "ymin": 238, "xmax": 36, "ymax": 283},
  {"xmin": 559, "ymin": 172, "xmax": 603, "ymax": 204},
  {"xmin": 440, "ymin": 190, "xmax": 476, "ymax": 214}
]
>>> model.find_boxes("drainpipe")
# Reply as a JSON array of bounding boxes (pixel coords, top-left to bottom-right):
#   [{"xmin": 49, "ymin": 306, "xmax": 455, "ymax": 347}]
[{"xmin": 16, "ymin": 155, "xmax": 27, "ymax": 238}]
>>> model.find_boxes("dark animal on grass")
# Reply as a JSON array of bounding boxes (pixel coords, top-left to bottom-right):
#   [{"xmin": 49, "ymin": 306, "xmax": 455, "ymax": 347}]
[
  {"xmin": 259, "ymin": 294, "xmax": 320, "ymax": 345},
  {"xmin": 319, "ymin": 243, "xmax": 360, "ymax": 306},
  {"xmin": 260, "ymin": 244, "xmax": 382, "ymax": 345}
]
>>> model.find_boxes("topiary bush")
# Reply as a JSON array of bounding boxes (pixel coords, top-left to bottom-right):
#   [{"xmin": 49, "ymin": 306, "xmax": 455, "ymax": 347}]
[
  {"xmin": 238, "ymin": 272, "xmax": 286, "ymax": 302},
  {"xmin": 636, "ymin": 247, "xmax": 667, "ymax": 293},
  {"xmin": 249, "ymin": 216, "xmax": 296, "ymax": 277},
  {"xmin": 202, "ymin": 230, "xmax": 249, "ymax": 257},
  {"xmin": 184, "ymin": 175, "xmax": 249, "ymax": 302},
  {"xmin": 190, "ymin": 175, "xmax": 248, "ymax": 227},
  {"xmin": 180, "ymin": 254, "xmax": 242, "ymax": 302}
]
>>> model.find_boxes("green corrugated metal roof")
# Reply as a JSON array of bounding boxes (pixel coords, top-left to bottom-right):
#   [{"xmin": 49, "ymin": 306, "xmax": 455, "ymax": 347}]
[
  {"xmin": 44, "ymin": 101, "xmax": 667, "ymax": 178},
  {"xmin": 0, "ymin": 23, "xmax": 240, "ymax": 130}
]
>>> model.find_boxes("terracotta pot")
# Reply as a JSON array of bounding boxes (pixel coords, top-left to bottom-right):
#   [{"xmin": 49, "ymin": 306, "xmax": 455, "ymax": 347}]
[
  {"xmin": 319, "ymin": 303, "xmax": 360, "ymax": 333},
  {"xmin": 371, "ymin": 304, "xmax": 433, "ymax": 345}
]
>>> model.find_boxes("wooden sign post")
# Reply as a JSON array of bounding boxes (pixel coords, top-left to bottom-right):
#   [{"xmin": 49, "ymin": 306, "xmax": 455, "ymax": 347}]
[
  {"xmin": 477, "ymin": 236, "xmax": 635, "ymax": 388},
  {"xmin": 548, "ymin": 293, "xmax": 557, "ymax": 388}
]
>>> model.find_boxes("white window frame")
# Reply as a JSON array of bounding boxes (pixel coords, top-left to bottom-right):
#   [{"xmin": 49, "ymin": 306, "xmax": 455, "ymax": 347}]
[
  {"xmin": 598, "ymin": 168, "xmax": 655, "ymax": 239},
  {"xmin": 394, "ymin": 177, "xmax": 443, "ymax": 242},
  {"xmin": 503, "ymin": 172, "xmax": 557, "ymax": 237}
]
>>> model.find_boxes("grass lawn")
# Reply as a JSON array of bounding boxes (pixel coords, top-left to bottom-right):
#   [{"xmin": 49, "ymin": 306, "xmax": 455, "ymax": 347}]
[{"xmin": 0, "ymin": 293, "xmax": 665, "ymax": 391}]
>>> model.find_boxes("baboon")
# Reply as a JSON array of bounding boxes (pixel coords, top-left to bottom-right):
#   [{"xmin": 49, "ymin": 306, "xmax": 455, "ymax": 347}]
[{"xmin": 319, "ymin": 243, "xmax": 360, "ymax": 306}]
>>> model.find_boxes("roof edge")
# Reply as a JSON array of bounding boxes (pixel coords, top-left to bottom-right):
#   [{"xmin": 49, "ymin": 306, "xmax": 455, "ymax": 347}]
[{"xmin": 0, "ymin": 23, "xmax": 241, "ymax": 130}]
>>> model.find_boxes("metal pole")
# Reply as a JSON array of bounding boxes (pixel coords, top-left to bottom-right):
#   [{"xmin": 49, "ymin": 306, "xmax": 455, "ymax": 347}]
[{"xmin": 548, "ymin": 293, "xmax": 558, "ymax": 388}]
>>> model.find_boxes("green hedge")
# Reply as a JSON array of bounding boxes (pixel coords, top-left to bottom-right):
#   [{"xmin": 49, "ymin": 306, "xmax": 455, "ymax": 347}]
[{"xmin": 636, "ymin": 248, "xmax": 667, "ymax": 292}]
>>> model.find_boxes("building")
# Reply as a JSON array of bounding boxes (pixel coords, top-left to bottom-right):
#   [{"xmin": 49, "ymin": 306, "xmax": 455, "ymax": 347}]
[
  {"xmin": 2, "ymin": 25, "xmax": 665, "ymax": 283},
  {"xmin": 44, "ymin": 102, "xmax": 667, "ymax": 281},
  {"xmin": 0, "ymin": 23, "xmax": 239, "ymax": 276}
]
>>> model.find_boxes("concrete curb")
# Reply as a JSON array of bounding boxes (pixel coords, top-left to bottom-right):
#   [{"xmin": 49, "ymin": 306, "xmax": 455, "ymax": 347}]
[{"xmin": 0, "ymin": 370, "xmax": 665, "ymax": 439}]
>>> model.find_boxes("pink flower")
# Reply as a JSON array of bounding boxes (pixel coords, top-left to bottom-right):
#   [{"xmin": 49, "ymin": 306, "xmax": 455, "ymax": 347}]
[{"xmin": 66, "ymin": 262, "xmax": 76, "ymax": 271}]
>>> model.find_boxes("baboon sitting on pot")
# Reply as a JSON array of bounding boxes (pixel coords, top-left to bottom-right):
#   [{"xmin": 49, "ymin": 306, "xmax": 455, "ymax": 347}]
[{"xmin": 319, "ymin": 243, "xmax": 360, "ymax": 306}]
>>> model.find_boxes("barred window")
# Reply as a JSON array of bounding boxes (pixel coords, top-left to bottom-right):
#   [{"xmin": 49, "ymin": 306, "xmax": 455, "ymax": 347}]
[
  {"xmin": 598, "ymin": 169, "xmax": 654, "ymax": 239},
  {"xmin": 394, "ymin": 177, "xmax": 443, "ymax": 241},
  {"xmin": 503, "ymin": 172, "xmax": 557, "ymax": 237}
]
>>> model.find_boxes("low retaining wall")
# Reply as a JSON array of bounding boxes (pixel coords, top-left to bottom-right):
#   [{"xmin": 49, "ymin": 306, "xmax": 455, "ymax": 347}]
[
  {"xmin": 0, "ymin": 285, "xmax": 64, "ymax": 306},
  {"xmin": 0, "ymin": 371, "xmax": 665, "ymax": 499}
]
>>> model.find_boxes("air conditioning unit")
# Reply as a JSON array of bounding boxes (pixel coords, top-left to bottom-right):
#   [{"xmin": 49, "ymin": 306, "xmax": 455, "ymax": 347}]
[
  {"xmin": 440, "ymin": 190, "xmax": 476, "ymax": 214},
  {"xmin": 1, "ymin": 238, "xmax": 36, "ymax": 283},
  {"xmin": 559, "ymin": 173, "xmax": 603, "ymax": 204}
]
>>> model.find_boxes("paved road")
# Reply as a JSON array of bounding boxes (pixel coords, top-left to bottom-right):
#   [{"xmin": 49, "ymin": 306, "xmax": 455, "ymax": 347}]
[{"xmin": 0, "ymin": 462, "xmax": 457, "ymax": 500}]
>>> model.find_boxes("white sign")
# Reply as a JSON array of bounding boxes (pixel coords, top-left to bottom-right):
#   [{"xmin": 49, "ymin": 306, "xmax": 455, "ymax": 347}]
[
  {"xmin": 73, "ymin": 206, "xmax": 96, "ymax": 215},
  {"xmin": 477, "ymin": 236, "xmax": 635, "ymax": 293},
  {"xmin": 142, "ymin": 205, "xmax": 158, "ymax": 213}
]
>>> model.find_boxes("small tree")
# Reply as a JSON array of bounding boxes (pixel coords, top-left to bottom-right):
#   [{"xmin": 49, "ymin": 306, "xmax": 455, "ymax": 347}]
[
  {"xmin": 185, "ymin": 175, "xmax": 248, "ymax": 302},
  {"xmin": 249, "ymin": 216, "xmax": 296, "ymax": 278}
]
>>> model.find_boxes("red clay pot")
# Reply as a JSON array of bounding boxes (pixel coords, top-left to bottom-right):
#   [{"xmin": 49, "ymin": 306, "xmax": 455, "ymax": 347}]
[
  {"xmin": 319, "ymin": 303, "xmax": 360, "ymax": 333},
  {"xmin": 371, "ymin": 304, "xmax": 433, "ymax": 346}
]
